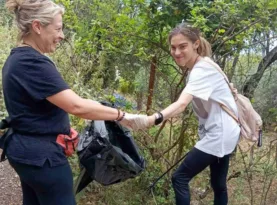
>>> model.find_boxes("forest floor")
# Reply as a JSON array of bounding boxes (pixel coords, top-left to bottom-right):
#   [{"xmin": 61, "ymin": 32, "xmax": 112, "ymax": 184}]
[{"xmin": 0, "ymin": 150, "xmax": 22, "ymax": 205}]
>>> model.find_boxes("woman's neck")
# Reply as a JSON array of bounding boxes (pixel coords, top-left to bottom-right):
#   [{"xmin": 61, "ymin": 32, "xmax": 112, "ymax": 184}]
[
  {"xmin": 187, "ymin": 55, "xmax": 201, "ymax": 70},
  {"xmin": 20, "ymin": 39, "xmax": 44, "ymax": 54}
]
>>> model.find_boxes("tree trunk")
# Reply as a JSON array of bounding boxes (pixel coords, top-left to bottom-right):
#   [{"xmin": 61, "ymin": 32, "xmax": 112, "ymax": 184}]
[
  {"xmin": 146, "ymin": 56, "xmax": 157, "ymax": 114},
  {"xmin": 243, "ymin": 45, "xmax": 277, "ymax": 98},
  {"xmin": 228, "ymin": 54, "xmax": 239, "ymax": 81},
  {"xmin": 136, "ymin": 91, "xmax": 143, "ymax": 111}
]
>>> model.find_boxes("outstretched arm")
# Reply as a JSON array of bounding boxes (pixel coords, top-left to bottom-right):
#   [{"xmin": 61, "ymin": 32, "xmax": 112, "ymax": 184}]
[
  {"xmin": 47, "ymin": 89, "xmax": 152, "ymax": 130},
  {"xmin": 149, "ymin": 90, "xmax": 193, "ymax": 125},
  {"xmin": 47, "ymin": 89, "xmax": 121, "ymax": 121},
  {"xmin": 121, "ymin": 89, "xmax": 193, "ymax": 130}
]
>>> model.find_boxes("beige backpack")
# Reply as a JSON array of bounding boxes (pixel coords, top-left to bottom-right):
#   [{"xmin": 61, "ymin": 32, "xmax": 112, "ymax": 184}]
[{"xmin": 203, "ymin": 57, "xmax": 263, "ymax": 143}]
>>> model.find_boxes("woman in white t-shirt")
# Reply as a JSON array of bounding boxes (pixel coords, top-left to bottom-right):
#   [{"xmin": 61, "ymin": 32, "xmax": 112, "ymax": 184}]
[{"xmin": 123, "ymin": 24, "xmax": 240, "ymax": 205}]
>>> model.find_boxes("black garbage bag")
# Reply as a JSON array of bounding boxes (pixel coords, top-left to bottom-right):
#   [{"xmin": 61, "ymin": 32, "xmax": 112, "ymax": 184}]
[{"xmin": 74, "ymin": 115, "xmax": 145, "ymax": 195}]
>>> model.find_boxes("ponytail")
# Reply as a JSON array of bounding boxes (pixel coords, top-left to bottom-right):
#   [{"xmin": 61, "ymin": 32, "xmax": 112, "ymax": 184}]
[{"xmin": 198, "ymin": 37, "xmax": 212, "ymax": 57}]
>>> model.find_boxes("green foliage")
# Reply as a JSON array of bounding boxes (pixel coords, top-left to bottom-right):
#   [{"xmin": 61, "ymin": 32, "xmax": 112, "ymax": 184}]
[
  {"xmin": 0, "ymin": 1, "xmax": 13, "ymax": 26},
  {"xmin": 189, "ymin": 0, "xmax": 277, "ymax": 59},
  {"xmin": 52, "ymin": 0, "xmax": 277, "ymax": 203},
  {"xmin": 0, "ymin": 0, "xmax": 277, "ymax": 204},
  {"xmin": 0, "ymin": 23, "xmax": 17, "ymax": 118},
  {"xmin": 253, "ymin": 64, "xmax": 277, "ymax": 126},
  {"xmin": 118, "ymin": 78, "xmax": 136, "ymax": 94}
]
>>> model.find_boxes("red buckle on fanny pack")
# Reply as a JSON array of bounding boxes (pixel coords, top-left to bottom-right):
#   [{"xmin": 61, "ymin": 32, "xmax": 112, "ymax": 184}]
[{"xmin": 56, "ymin": 128, "xmax": 79, "ymax": 157}]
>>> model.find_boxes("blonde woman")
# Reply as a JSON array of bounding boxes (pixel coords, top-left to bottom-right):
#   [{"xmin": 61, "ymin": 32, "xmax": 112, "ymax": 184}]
[{"xmin": 2, "ymin": 0, "xmax": 145, "ymax": 204}]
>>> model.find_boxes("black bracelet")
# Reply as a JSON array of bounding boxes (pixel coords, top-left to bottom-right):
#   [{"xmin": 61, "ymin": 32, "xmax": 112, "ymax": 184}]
[{"xmin": 154, "ymin": 111, "xmax": 163, "ymax": 125}]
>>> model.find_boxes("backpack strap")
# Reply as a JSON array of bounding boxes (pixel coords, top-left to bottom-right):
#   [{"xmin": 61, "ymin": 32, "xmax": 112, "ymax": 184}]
[
  {"xmin": 219, "ymin": 103, "xmax": 239, "ymax": 124},
  {"xmin": 202, "ymin": 57, "xmax": 232, "ymax": 90},
  {"xmin": 201, "ymin": 57, "xmax": 240, "ymax": 123}
]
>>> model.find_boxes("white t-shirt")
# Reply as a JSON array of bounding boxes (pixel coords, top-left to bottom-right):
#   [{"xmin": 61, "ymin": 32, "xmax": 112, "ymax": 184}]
[{"xmin": 184, "ymin": 57, "xmax": 240, "ymax": 157}]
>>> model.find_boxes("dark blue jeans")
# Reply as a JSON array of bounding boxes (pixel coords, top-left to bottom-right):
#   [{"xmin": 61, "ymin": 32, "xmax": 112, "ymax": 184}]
[
  {"xmin": 172, "ymin": 148, "xmax": 230, "ymax": 205},
  {"xmin": 8, "ymin": 160, "xmax": 76, "ymax": 205}
]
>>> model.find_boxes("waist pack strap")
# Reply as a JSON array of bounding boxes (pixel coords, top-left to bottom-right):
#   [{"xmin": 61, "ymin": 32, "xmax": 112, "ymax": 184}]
[
  {"xmin": 0, "ymin": 117, "xmax": 11, "ymax": 130},
  {"xmin": 0, "ymin": 128, "xmax": 13, "ymax": 162},
  {"xmin": 0, "ymin": 117, "xmax": 12, "ymax": 162}
]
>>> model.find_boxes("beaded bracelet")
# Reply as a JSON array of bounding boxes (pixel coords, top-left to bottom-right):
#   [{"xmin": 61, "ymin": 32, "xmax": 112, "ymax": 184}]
[
  {"xmin": 115, "ymin": 109, "xmax": 121, "ymax": 121},
  {"xmin": 117, "ymin": 112, "xmax": 125, "ymax": 122}
]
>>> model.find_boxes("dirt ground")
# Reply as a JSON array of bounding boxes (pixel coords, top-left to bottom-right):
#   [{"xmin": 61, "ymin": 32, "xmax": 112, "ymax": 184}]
[
  {"xmin": 0, "ymin": 150, "xmax": 22, "ymax": 205},
  {"xmin": 1, "ymin": 131, "xmax": 277, "ymax": 205}
]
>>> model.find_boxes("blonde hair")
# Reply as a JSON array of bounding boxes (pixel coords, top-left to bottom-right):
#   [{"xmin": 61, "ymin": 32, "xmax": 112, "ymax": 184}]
[
  {"xmin": 168, "ymin": 23, "xmax": 212, "ymax": 57},
  {"xmin": 5, "ymin": 0, "xmax": 65, "ymax": 41}
]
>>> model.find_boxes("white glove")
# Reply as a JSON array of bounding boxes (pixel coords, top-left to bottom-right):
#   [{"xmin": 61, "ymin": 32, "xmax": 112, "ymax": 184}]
[{"xmin": 120, "ymin": 113, "xmax": 149, "ymax": 131}]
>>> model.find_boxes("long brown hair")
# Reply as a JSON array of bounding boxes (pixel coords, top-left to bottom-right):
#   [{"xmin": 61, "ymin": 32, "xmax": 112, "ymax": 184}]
[{"xmin": 168, "ymin": 24, "xmax": 212, "ymax": 57}]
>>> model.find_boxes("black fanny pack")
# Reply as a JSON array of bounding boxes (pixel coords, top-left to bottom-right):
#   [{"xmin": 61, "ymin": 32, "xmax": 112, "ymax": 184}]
[{"xmin": 0, "ymin": 117, "xmax": 13, "ymax": 162}]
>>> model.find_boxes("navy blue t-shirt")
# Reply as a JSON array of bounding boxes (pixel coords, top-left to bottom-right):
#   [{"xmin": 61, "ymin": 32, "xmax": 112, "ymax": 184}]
[{"xmin": 2, "ymin": 47, "xmax": 70, "ymax": 167}]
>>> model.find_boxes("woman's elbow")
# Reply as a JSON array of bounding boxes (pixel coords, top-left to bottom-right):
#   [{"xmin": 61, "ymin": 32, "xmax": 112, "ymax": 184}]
[
  {"xmin": 68, "ymin": 105, "xmax": 81, "ymax": 116},
  {"xmin": 65, "ymin": 101, "xmax": 85, "ymax": 116}
]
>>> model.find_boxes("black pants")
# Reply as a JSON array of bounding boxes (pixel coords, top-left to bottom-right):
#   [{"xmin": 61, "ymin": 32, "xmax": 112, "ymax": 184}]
[
  {"xmin": 8, "ymin": 160, "xmax": 76, "ymax": 205},
  {"xmin": 172, "ymin": 148, "xmax": 230, "ymax": 205}
]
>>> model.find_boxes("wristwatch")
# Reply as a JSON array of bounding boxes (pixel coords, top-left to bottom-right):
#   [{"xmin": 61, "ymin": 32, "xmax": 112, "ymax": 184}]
[{"xmin": 154, "ymin": 112, "xmax": 163, "ymax": 125}]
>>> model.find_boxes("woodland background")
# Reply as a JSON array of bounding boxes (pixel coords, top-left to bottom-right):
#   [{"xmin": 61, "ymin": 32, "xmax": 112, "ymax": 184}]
[{"xmin": 0, "ymin": 0, "xmax": 277, "ymax": 204}]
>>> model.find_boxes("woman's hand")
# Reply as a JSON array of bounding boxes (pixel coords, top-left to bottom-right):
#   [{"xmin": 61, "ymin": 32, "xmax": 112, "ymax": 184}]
[{"xmin": 119, "ymin": 113, "xmax": 150, "ymax": 131}]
